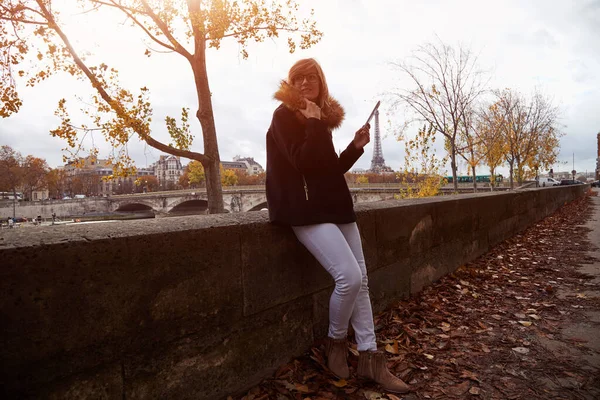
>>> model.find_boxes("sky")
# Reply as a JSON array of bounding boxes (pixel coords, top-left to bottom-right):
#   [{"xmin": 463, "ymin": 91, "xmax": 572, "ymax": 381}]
[{"xmin": 1, "ymin": 0, "xmax": 599, "ymax": 177}]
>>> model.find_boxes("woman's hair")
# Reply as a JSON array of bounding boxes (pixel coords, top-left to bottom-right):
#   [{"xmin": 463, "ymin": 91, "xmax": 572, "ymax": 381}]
[{"xmin": 287, "ymin": 58, "xmax": 329, "ymax": 109}]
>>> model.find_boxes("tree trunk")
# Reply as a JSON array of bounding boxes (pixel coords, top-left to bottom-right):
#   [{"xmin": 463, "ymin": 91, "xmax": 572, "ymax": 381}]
[
  {"xmin": 472, "ymin": 165, "xmax": 477, "ymax": 193},
  {"xmin": 509, "ymin": 163, "xmax": 514, "ymax": 189},
  {"xmin": 515, "ymin": 157, "xmax": 523, "ymax": 186},
  {"xmin": 490, "ymin": 167, "xmax": 495, "ymax": 192},
  {"xmin": 450, "ymin": 144, "xmax": 458, "ymax": 192},
  {"xmin": 191, "ymin": 44, "xmax": 224, "ymax": 213}
]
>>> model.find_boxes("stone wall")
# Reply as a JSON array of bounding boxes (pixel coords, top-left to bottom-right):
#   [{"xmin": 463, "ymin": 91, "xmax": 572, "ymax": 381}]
[
  {"xmin": 0, "ymin": 185, "xmax": 588, "ymax": 399},
  {"xmin": 0, "ymin": 198, "xmax": 110, "ymax": 220}
]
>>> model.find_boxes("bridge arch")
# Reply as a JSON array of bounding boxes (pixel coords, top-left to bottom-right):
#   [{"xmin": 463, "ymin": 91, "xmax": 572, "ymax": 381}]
[
  {"xmin": 247, "ymin": 202, "xmax": 268, "ymax": 212},
  {"xmin": 169, "ymin": 199, "xmax": 208, "ymax": 214}
]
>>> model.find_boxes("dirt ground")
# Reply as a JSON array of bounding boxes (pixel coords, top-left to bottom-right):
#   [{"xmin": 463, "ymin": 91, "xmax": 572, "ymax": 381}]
[{"xmin": 231, "ymin": 189, "xmax": 600, "ymax": 400}]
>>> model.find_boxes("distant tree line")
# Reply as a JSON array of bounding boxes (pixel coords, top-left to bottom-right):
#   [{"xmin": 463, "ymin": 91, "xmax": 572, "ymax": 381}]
[{"xmin": 388, "ymin": 38, "xmax": 562, "ymax": 192}]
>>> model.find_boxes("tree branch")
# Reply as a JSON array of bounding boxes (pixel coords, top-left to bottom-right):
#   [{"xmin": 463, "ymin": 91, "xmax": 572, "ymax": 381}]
[
  {"xmin": 102, "ymin": 0, "xmax": 177, "ymax": 53},
  {"xmin": 213, "ymin": 25, "xmax": 309, "ymax": 40},
  {"xmin": 138, "ymin": 0, "xmax": 192, "ymax": 59},
  {"xmin": 0, "ymin": 16, "xmax": 48, "ymax": 25},
  {"xmin": 34, "ymin": 0, "xmax": 209, "ymax": 165}
]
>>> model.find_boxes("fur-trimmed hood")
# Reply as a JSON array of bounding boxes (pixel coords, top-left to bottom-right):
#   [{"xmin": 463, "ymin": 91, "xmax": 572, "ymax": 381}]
[{"xmin": 273, "ymin": 81, "xmax": 345, "ymax": 130}]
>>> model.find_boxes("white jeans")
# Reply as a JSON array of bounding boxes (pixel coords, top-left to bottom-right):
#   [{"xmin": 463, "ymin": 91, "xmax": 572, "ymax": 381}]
[{"xmin": 292, "ymin": 222, "xmax": 377, "ymax": 352}]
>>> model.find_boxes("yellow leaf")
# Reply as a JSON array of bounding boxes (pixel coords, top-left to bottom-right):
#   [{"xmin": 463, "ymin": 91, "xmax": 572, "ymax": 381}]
[
  {"xmin": 440, "ymin": 322, "xmax": 451, "ymax": 332},
  {"xmin": 330, "ymin": 379, "xmax": 347, "ymax": 388},
  {"xmin": 518, "ymin": 321, "xmax": 532, "ymax": 327},
  {"xmin": 294, "ymin": 383, "xmax": 310, "ymax": 393},
  {"xmin": 385, "ymin": 340, "xmax": 399, "ymax": 355}
]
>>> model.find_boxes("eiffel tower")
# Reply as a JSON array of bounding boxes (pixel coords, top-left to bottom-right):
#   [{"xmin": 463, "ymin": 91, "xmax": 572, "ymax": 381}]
[{"xmin": 369, "ymin": 109, "xmax": 392, "ymax": 173}]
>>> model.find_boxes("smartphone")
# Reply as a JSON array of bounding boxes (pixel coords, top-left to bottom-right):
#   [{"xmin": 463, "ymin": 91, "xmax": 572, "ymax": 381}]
[{"xmin": 365, "ymin": 101, "xmax": 380, "ymax": 126}]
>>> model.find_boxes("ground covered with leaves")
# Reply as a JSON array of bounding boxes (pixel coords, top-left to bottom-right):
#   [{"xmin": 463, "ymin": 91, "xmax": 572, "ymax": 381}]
[{"xmin": 231, "ymin": 192, "xmax": 600, "ymax": 400}]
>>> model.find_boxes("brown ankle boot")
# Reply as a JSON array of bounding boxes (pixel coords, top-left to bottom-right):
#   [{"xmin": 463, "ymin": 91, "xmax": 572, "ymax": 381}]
[
  {"xmin": 357, "ymin": 351, "xmax": 410, "ymax": 393},
  {"xmin": 325, "ymin": 337, "xmax": 350, "ymax": 379}
]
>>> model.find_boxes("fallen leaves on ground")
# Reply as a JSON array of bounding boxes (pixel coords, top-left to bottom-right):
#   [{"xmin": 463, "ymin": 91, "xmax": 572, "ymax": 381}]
[{"xmin": 232, "ymin": 193, "xmax": 600, "ymax": 400}]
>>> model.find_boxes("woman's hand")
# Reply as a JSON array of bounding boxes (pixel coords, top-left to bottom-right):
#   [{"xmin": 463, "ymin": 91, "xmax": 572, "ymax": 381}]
[
  {"xmin": 353, "ymin": 123, "xmax": 370, "ymax": 149},
  {"xmin": 299, "ymin": 99, "xmax": 321, "ymax": 120}
]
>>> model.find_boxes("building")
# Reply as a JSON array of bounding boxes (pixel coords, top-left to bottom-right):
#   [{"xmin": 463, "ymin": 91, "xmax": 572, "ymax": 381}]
[
  {"xmin": 63, "ymin": 157, "xmax": 112, "ymax": 197},
  {"xmin": 31, "ymin": 189, "xmax": 49, "ymax": 201},
  {"xmin": 63, "ymin": 156, "xmax": 158, "ymax": 196},
  {"xmin": 221, "ymin": 160, "xmax": 248, "ymax": 173},
  {"xmin": 233, "ymin": 156, "xmax": 264, "ymax": 175},
  {"xmin": 221, "ymin": 156, "xmax": 264, "ymax": 175},
  {"xmin": 152, "ymin": 155, "xmax": 184, "ymax": 189}
]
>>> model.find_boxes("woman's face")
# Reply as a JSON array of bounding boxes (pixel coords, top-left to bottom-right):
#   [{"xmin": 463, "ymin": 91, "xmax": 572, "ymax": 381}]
[{"xmin": 292, "ymin": 69, "xmax": 320, "ymax": 103}]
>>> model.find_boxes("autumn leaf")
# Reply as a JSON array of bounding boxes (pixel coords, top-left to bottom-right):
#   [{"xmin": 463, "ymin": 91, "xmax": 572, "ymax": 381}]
[
  {"xmin": 469, "ymin": 386, "xmax": 481, "ymax": 395},
  {"xmin": 362, "ymin": 390, "xmax": 385, "ymax": 399},
  {"xmin": 330, "ymin": 379, "xmax": 347, "ymax": 388},
  {"xmin": 512, "ymin": 347, "xmax": 530, "ymax": 354},
  {"xmin": 446, "ymin": 381, "xmax": 471, "ymax": 396},
  {"xmin": 294, "ymin": 383, "xmax": 311, "ymax": 393},
  {"xmin": 518, "ymin": 321, "xmax": 532, "ymax": 327},
  {"xmin": 460, "ymin": 370, "xmax": 480, "ymax": 382},
  {"xmin": 385, "ymin": 339, "xmax": 400, "ymax": 355},
  {"xmin": 387, "ymin": 395, "xmax": 403, "ymax": 400}
]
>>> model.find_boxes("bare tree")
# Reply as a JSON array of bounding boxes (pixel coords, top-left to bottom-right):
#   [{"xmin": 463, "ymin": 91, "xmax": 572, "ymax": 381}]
[{"xmin": 388, "ymin": 38, "xmax": 487, "ymax": 191}]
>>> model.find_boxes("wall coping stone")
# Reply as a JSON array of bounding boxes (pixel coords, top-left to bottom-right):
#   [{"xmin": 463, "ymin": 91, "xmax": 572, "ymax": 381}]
[{"xmin": 0, "ymin": 188, "xmax": 548, "ymax": 249}]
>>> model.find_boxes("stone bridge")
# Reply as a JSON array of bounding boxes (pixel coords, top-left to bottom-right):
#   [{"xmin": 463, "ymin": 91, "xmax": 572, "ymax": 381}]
[
  {"xmin": 109, "ymin": 189, "xmax": 268, "ymax": 214},
  {"xmin": 1, "ymin": 186, "xmax": 418, "ymax": 218},
  {"xmin": 109, "ymin": 187, "xmax": 408, "ymax": 214}
]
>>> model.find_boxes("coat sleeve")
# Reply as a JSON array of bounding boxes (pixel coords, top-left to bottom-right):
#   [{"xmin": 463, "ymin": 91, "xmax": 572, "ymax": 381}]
[
  {"xmin": 270, "ymin": 107, "xmax": 365, "ymax": 176},
  {"xmin": 338, "ymin": 141, "xmax": 364, "ymax": 174}
]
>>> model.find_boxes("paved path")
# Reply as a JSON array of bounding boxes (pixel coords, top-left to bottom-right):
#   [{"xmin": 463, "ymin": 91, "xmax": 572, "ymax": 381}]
[{"xmin": 536, "ymin": 189, "xmax": 600, "ymax": 397}]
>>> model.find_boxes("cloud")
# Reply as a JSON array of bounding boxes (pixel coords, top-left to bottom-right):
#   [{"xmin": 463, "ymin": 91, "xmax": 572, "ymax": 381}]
[{"xmin": 1, "ymin": 0, "xmax": 598, "ymax": 177}]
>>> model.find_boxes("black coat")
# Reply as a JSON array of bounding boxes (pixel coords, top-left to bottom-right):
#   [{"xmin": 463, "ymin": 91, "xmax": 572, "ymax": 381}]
[{"xmin": 266, "ymin": 104, "xmax": 364, "ymax": 226}]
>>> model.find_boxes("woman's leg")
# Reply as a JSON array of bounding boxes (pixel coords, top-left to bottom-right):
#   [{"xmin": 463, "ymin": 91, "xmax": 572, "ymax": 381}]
[
  {"xmin": 292, "ymin": 223, "xmax": 363, "ymax": 340},
  {"xmin": 336, "ymin": 222, "xmax": 377, "ymax": 352}
]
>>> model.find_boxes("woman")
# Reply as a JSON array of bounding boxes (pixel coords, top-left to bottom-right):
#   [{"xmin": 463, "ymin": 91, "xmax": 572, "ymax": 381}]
[{"xmin": 266, "ymin": 58, "xmax": 409, "ymax": 393}]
